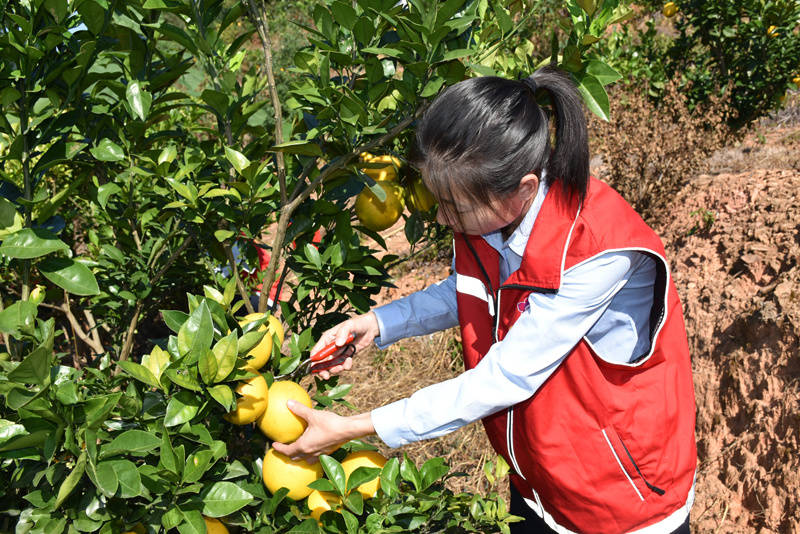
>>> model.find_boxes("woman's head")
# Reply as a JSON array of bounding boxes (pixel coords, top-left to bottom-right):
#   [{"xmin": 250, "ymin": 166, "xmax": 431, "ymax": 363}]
[{"xmin": 413, "ymin": 66, "xmax": 589, "ymax": 232}]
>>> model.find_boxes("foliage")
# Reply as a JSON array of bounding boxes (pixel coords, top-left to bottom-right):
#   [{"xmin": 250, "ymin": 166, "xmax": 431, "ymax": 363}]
[
  {"xmin": 0, "ymin": 286, "xmax": 518, "ymax": 533},
  {"xmin": 600, "ymin": 0, "xmax": 800, "ymax": 129},
  {"xmin": 1, "ymin": 0, "xmax": 635, "ymax": 531}
]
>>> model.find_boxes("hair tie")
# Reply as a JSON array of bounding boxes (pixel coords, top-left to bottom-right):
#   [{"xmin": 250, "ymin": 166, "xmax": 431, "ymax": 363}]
[{"xmin": 520, "ymin": 77, "xmax": 538, "ymax": 97}]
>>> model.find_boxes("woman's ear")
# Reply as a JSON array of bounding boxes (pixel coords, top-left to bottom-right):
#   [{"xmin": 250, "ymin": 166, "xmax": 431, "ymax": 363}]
[{"xmin": 518, "ymin": 173, "xmax": 540, "ymax": 199}]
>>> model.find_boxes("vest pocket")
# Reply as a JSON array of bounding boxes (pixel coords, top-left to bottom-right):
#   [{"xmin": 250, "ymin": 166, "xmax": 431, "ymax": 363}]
[{"xmin": 601, "ymin": 426, "xmax": 665, "ymax": 502}]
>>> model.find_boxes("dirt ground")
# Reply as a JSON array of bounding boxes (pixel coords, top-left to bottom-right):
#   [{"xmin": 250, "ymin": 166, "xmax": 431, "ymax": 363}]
[{"xmin": 339, "ymin": 119, "xmax": 800, "ymax": 532}]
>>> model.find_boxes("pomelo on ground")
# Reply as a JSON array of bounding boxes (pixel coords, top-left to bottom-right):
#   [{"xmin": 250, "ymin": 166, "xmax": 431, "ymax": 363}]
[{"xmin": 262, "ymin": 447, "xmax": 323, "ymax": 500}]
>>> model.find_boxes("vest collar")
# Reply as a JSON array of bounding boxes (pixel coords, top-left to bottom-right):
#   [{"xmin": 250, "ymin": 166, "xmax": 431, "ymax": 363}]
[{"xmin": 503, "ymin": 179, "xmax": 583, "ymax": 291}]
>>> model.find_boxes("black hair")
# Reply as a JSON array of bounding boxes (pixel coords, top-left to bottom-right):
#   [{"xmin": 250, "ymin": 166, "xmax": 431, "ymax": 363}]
[{"xmin": 413, "ymin": 65, "xmax": 589, "ymax": 223}]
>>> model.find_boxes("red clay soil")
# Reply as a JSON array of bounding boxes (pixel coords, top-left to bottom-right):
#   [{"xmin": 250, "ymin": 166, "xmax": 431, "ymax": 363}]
[{"xmin": 344, "ymin": 124, "xmax": 800, "ymax": 532}]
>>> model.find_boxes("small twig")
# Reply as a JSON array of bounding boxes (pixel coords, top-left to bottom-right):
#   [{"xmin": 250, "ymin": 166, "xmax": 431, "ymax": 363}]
[
  {"xmin": 61, "ymin": 291, "xmax": 104, "ymax": 355},
  {"xmin": 713, "ymin": 501, "xmax": 729, "ymax": 534},
  {"xmin": 83, "ymin": 309, "xmax": 103, "ymax": 348},
  {"xmin": 118, "ymin": 232, "xmax": 197, "ymax": 363},
  {"xmin": 224, "ymin": 243, "xmax": 256, "ymax": 315},
  {"xmin": 245, "ymin": 0, "xmax": 287, "ymax": 205},
  {"xmin": 0, "ymin": 298, "xmax": 10, "ymax": 353}
]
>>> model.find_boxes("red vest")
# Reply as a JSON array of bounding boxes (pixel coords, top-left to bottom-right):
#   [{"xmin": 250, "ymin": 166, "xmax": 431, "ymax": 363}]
[{"xmin": 454, "ymin": 178, "xmax": 697, "ymax": 533}]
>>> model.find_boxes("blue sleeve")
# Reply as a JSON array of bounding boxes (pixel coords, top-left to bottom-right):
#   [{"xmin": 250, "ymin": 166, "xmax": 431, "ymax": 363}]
[
  {"xmin": 372, "ymin": 274, "xmax": 458, "ymax": 348},
  {"xmin": 371, "ymin": 251, "xmax": 654, "ymax": 448}
]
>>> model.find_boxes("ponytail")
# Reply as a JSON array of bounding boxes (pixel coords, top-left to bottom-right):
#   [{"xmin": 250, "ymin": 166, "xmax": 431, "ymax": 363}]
[
  {"xmin": 523, "ymin": 66, "xmax": 590, "ymax": 202},
  {"xmin": 414, "ymin": 65, "xmax": 590, "ymax": 221}
]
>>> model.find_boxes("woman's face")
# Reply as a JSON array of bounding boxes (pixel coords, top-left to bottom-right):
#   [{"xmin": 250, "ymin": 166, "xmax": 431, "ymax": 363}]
[
  {"xmin": 435, "ymin": 190, "xmax": 531, "ymax": 236},
  {"xmin": 433, "ymin": 174, "xmax": 539, "ymax": 236}
]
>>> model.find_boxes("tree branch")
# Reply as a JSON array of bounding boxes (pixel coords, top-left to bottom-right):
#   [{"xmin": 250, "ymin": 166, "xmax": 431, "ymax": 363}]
[
  {"xmin": 246, "ymin": 0, "xmax": 287, "ymax": 205},
  {"xmin": 118, "ymin": 232, "xmax": 196, "ymax": 363},
  {"xmin": 224, "ymin": 243, "xmax": 256, "ymax": 315},
  {"xmin": 61, "ymin": 291, "xmax": 104, "ymax": 355},
  {"xmin": 256, "ymin": 111, "xmax": 424, "ymax": 312}
]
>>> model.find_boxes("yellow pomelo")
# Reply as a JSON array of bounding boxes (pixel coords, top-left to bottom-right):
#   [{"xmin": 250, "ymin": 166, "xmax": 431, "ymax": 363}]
[
  {"xmin": 203, "ymin": 516, "xmax": 229, "ymax": 534},
  {"xmin": 223, "ymin": 375, "xmax": 269, "ymax": 425},
  {"xmin": 661, "ymin": 1, "xmax": 677, "ymax": 17},
  {"xmin": 341, "ymin": 450, "xmax": 387, "ymax": 499},
  {"xmin": 239, "ymin": 314, "xmax": 285, "ymax": 371},
  {"xmin": 257, "ymin": 380, "xmax": 312, "ymax": 443},
  {"xmin": 262, "ymin": 448, "xmax": 323, "ymax": 500},
  {"xmin": 354, "ymin": 182, "xmax": 404, "ymax": 232},
  {"xmin": 306, "ymin": 489, "xmax": 341, "ymax": 521},
  {"xmin": 360, "ymin": 153, "xmax": 401, "ymax": 182},
  {"xmin": 406, "ymin": 177, "xmax": 437, "ymax": 213}
]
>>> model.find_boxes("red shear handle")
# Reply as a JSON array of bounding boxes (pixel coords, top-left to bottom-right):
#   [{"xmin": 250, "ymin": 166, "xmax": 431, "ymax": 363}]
[
  {"xmin": 310, "ymin": 344, "xmax": 356, "ymax": 374},
  {"xmin": 310, "ymin": 333, "xmax": 356, "ymax": 362}
]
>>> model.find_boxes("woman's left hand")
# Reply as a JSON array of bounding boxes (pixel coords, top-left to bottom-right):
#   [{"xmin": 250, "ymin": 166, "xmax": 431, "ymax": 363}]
[{"xmin": 271, "ymin": 401, "xmax": 375, "ymax": 463}]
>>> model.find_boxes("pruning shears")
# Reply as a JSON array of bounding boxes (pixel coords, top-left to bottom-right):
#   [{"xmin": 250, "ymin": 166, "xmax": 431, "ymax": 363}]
[{"xmin": 275, "ymin": 333, "xmax": 356, "ymax": 380}]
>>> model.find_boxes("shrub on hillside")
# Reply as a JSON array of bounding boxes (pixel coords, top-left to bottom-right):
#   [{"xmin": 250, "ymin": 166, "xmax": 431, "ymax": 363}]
[{"xmin": 590, "ymin": 79, "xmax": 730, "ymax": 220}]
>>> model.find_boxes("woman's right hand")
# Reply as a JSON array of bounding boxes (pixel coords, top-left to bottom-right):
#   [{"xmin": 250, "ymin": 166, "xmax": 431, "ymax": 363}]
[{"xmin": 310, "ymin": 312, "xmax": 380, "ymax": 379}]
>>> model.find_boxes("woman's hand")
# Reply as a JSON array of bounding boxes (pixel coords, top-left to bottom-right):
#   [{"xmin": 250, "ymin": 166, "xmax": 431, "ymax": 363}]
[
  {"xmin": 271, "ymin": 401, "xmax": 375, "ymax": 463},
  {"xmin": 310, "ymin": 312, "xmax": 380, "ymax": 379}
]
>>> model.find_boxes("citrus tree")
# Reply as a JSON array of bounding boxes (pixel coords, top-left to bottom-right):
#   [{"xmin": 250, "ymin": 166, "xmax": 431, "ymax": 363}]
[{"xmin": 1, "ymin": 0, "xmax": 633, "ymax": 532}]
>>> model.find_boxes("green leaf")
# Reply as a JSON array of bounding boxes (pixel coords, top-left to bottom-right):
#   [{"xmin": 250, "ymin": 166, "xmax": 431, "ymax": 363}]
[
  {"xmin": 177, "ymin": 301, "xmax": 213, "ymax": 359},
  {"xmin": 126, "ymin": 81, "xmax": 152, "ymax": 121},
  {"xmin": 96, "ymin": 183, "xmax": 121, "ymax": 209},
  {"xmin": 420, "ymin": 457, "xmax": 449, "ymax": 490},
  {"xmin": 270, "ymin": 140, "xmax": 322, "ymax": 156},
  {"xmin": 379, "ymin": 458, "xmax": 399, "ymax": 498},
  {"xmin": 92, "ymin": 460, "xmax": 118, "ymax": 497},
  {"xmin": 201, "ymin": 481, "xmax": 254, "ymax": 517},
  {"xmin": 224, "ymin": 147, "xmax": 250, "ymax": 174},
  {"xmin": 319, "ymin": 455, "xmax": 347, "ymax": 496},
  {"xmin": 8, "ymin": 345, "xmax": 50, "ymax": 385},
  {"xmin": 106, "ymin": 459, "xmax": 142, "ymax": 498},
  {"xmin": 400, "ymin": 455, "xmax": 421, "ymax": 491},
  {"xmin": 117, "ymin": 360, "xmax": 160, "ymax": 388},
  {"xmin": 164, "ymin": 390, "xmax": 202, "ymax": 427},
  {"xmin": 214, "ymin": 229, "xmax": 235, "ymax": 242},
  {"xmin": 100, "ymin": 430, "xmax": 161, "ymax": 458},
  {"xmin": 161, "ymin": 310, "xmax": 189, "ymax": 333},
  {"xmin": 142, "ymin": 345, "xmax": 171, "ymax": 384},
  {"xmin": 39, "ymin": 257, "xmax": 100, "ymax": 296},
  {"xmin": 158, "ymin": 145, "xmax": 178, "ymax": 165},
  {"xmin": 90, "ymin": 139, "xmax": 125, "ymax": 162},
  {"xmin": 0, "ymin": 420, "xmax": 28, "ymax": 448},
  {"xmin": 207, "ymin": 384, "xmax": 234, "ymax": 411},
  {"xmin": 76, "ymin": 0, "xmax": 106, "ymax": 34},
  {"xmin": 346, "ymin": 466, "xmax": 380, "ymax": 495},
  {"xmin": 439, "ymin": 48, "xmax": 472, "ymax": 62},
  {"xmin": 343, "ymin": 490, "xmax": 363, "ymax": 515},
  {"xmin": 0, "ymin": 197, "xmax": 23, "ymax": 239},
  {"xmin": 198, "ymin": 349, "xmax": 218, "ymax": 385},
  {"xmin": 55, "ymin": 450, "xmax": 86, "ymax": 508},
  {"xmin": 0, "ymin": 300, "xmax": 37, "ymax": 336},
  {"xmin": 575, "ymin": 72, "xmax": 610, "ymax": 121},
  {"xmin": 212, "ymin": 332, "xmax": 238, "ymax": 382},
  {"xmin": 84, "ymin": 393, "xmax": 123, "ymax": 430},
  {"xmin": 585, "ymin": 60, "xmax": 622, "ymax": 86},
  {"xmin": 183, "ymin": 449, "xmax": 214, "ymax": 484},
  {"xmin": 330, "ymin": 1, "xmax": 357, "ymax": 29},
  {"xmin": 0, "ymin": 227, "xmax": 69, "ymax": 259}
]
